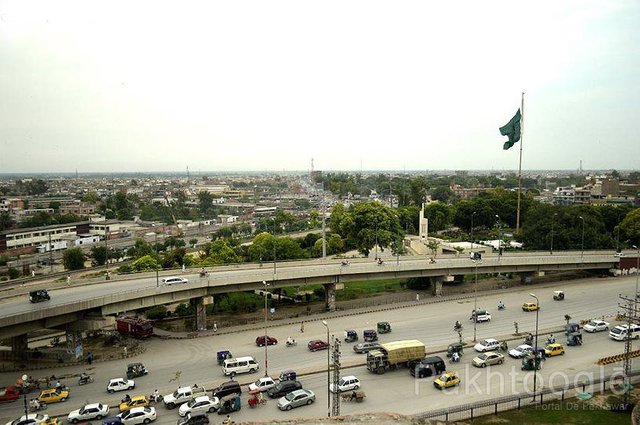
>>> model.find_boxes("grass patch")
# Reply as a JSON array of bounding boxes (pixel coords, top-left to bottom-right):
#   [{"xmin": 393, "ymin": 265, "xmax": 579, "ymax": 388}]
[
  {"xmin": 468, "ymin": 399, "xmax": 631, "ymax": 425},
  {"xmin": 337, "ymin": 279, "xmax": 405, "ymax": 300}
]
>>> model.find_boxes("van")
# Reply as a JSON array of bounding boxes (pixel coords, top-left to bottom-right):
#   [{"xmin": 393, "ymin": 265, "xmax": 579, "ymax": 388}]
[
  {"xmin": 409, "ymin": 356, "xmax": 446, "ymax": 378},
  {"xmin": 211, "ymin": 380, "xmax": 241, "ymax": 399},
  {"xmin": 222, "ymin": 356, "xmax": 259, "ymax": 376},
  {"xmin": 609, "ymin": 324, "xmax": 640, "ymax": 341}
]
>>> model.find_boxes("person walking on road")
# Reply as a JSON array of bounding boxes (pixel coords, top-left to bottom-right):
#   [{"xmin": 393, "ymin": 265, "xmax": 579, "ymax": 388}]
[
  {"xmin": 300, "ymin": 321, "xmax": 304, "ymax": 333},
  {"xmin": 66, "ymin": 275, "xmax": 71, "ymax": 286},
  {"xmin": 213, "ymin": 323, "xmax": 218, "ymax": 333}
]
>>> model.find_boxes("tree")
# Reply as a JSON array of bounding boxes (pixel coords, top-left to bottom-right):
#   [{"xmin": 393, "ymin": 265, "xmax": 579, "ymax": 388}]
[
  {"xmin": 63, "ymin": 248, "xmax": 86, "ymax": 270},
  {"xmin": 131, "ymin": 255, "xmax": 161, "ymax": 272},
  {"xmin": 201, "ymin": 239, "xmax": 243, "ymax": 265},
  {"xmin": 423, "ymin": 202, "xmax": 454, "ymax": 232},
  {"xmin": 0, "ymin": 212, "xmax": 15, "ymax": 232},
  {"xmin": 431, "ymin": 186, "xmax": 454, "ymax": 203},
  {"xmin": 128, "ymin": 239, "xmax": 154, "ymax": 259},
  {"xmin": 619, "ymin": 208, "xmax": 640, "ymax": 246},
  {"xmin": 90, "ymin": 246, "xmax": 108, "ymax": 266}
]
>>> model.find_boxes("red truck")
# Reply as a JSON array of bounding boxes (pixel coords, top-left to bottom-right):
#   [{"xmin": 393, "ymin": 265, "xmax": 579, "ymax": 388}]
[
  {"xmin": 116, "ymin": 316, "xmax": 154, "ymax": 339},
  {"xmin": 0, "ymin": 386, "xmax": 20, "ymax": 402}
]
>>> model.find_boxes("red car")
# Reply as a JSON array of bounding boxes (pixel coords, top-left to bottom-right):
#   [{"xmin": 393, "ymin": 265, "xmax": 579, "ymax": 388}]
[
  {"xmin": 256, "ymin": 336, "xmax": 278, "ymax": 346},
  {"xmin": 307, "ymin": 340, "xmax": 329, "ymax": 351}
]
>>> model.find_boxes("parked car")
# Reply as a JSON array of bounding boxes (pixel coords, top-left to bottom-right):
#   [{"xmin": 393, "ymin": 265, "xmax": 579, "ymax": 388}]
[
  {"xmin": 472, "ymin": 351, "xmax": 505, "ymax": 368},
  {"xmin": 107, "ymin": 379, "xmax": 135, "ymax": 393},
  {"xmin": 178, "ymin": 396, "xmax": 219, "ymax": 417},
  {"xmin": 162, "ymin": 277, "xmax": 188, "ymax": 285},
  {"xmin": 307, "ymin": 340, "xmax": 329, "ymax": 351},
  {"xmin": 584, "ymin": 320, "xmax": 609, "ymax": 333},
  {"xmin": 119, "ymin": 396, "xmax": 149, "ymax": 412},
  {"xmin": 329, "ymin": 376, "xmax": 360, "ymax": 393},
  {"xmin": 522, "ymin": 302, "xmax": 540, "ymax": 311},
  {"xmin": 5, "ymin": 414, "xmax": 50, "ymax": 425},
  {"xmin": 117, "ymin": 407, "xmax": 156, "ymax": 425},
  {"xmin": 508, "ymin": 344, "xmax": 533, "ymax": 359},
  {"xmin": 470, "ymin": 309, "xmax": 491, "ymax": 323},
  {"xmin": 37, "ymin": 388, "xmax": 69, "ymax": 404},
  {"xmin": 277, "ymin": 389, "xmax": 315, "ymax": 411},
  {"xmin": 267, "ymin": 380, "xmax": 303, "ymax": 398},
  {"xmin": 68, "ymin": 403, "xmax": 110, "ymax": 423},
  {"xmin": 474, "ymin": 338, "xmax": 502, "ymax": 352},
  {"xmin": 248, "ymin": 377, "xmax": 276, "ymax": 393},
  {"xmin": 353, "ymin": 342, "xmax": 380, "ymax": 354},
  {"xmin": 544, "ymin": 343, "xmax": 565, "ymax": 357},
  {"xmin": 433, "ymin": 372, "xmax": 460, "ymax": 390},
  {"xmin": 255, "ymin": 336, "xmax": 278, "ymax": 346}
]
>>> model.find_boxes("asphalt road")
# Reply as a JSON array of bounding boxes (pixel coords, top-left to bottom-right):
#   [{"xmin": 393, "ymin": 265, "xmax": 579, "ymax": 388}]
[{"xmin": 1, "ymin": 274, "xmax": 637, "ymax": 424}]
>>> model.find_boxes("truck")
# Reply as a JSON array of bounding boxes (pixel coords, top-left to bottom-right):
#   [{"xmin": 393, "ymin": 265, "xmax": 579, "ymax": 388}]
[
  {"xmin": 366, "ymin": 339, "xmax": 426, "ymax": 374},
  {"xmin": 0, "ymin": 386, "xmax": 20, "ymax": 402},
  {"xmin": 116, "ymin": 316, "xmax": 154, "ymax": 339},
  {"xmin": 163, "ymin": 386, "xmax": 206, "ymax": 409}
]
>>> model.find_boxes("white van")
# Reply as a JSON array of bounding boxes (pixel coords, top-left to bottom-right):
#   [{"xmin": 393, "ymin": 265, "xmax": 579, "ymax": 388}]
[
  {"xmin": 222, "ymin": 356, "xmax": 259, "ymax": 376},
  {"xmin": 609, "ymin": 324, "xmax": 640, "ymax": 341}
]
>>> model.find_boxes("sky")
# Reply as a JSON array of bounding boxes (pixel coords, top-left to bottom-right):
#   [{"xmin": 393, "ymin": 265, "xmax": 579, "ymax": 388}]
[{"xmin": 0, "ymin": 0, "xmax": 638, "ymax": 173}]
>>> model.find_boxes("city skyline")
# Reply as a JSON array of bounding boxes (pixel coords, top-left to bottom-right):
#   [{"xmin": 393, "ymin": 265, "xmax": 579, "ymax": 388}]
[{"xmin": 1, "ymin": 1, "xmax": 639, "ymax": 173}]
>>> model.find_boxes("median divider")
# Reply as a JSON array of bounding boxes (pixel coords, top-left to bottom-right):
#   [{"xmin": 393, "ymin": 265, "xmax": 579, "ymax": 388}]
[{"xmin": 596, "ymin": 349, "xmax": 640, "ymax": 365}]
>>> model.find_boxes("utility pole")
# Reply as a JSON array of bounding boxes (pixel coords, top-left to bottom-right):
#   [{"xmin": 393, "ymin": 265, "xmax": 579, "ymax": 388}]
[
  {"xmin": 617, "ymin": 294, "xmax": 639, "ymax": 408},
  {"xmin": 331, "ymin": 335, "xmax": 341, "ymax": 417}
]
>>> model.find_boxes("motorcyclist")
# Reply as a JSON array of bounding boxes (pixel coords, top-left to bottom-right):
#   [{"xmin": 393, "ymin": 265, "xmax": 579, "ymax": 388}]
[
  {"xmin": 222, "ymin": 414, "xmax": 234, "ymax": 425},
  {"xmin": 123, "ymin": 394, "xmax": 131, "ymax": 404},
  {"xmin": 286, "ymin": 336, "xmax": 295, "ymax": 346},
  {"xmin": 29, "ymin": 399, "xmax": 42, "ymax": 410},
  {"xmin": 55, "ymin": 380, "xmax": 62, "ymax": 391},
  {"xmin": 153, "ymin": 389, "xmax": 160, "ymax": 402},
  {"xmin": 454, "ymin": 320, "xmax": 462, "ymax": 330},
  {"xmin": 451, "ymin": 351, "xmax": 460, "ymax": 363},
  {"xmin": 498, "ymin": 301, "xmax": 505, "ymax": 310},
  {"xmin": 79, "ymin": 373, "xmax": 89, "ymax": 383},
  {"xmin": 547, "ymin": 334, "xmax": 556, "ymax": 344}
]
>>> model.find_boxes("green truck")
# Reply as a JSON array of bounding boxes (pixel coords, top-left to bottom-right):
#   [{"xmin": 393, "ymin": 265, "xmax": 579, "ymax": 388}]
[{"xmin": 366, "ymin": 339, "xmax": 426, "ymax": 374}]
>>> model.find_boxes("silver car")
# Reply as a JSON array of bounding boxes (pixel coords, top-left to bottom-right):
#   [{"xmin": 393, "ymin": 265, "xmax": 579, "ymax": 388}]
[
  {"xmin": 277, "ymin": 389, "xmax": 315, "ymax": 411},
  {"xmin": 353, "ymin": 342, "xmax": 380, "ymax": 354}
]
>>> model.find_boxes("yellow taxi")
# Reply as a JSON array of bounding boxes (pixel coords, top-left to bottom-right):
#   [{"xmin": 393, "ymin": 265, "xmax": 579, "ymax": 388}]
[
  {"xmin": 37, "ymin": 388, "xmax": 70, "ymax": 404},
  {"xmin": 522, "ymin": 302, "xmax": 540, "ymax": 312},
  {"xmin": 544, "ymin": 343, "xmax": 565, "ymax": 357},
  {"xmin": 119, "ymin": 395, "xmax": 150, "ymax": 412},
  {"xmin": 433, "ymin": 372, "xmax": 460, "ymax": 390},
  {"xmin": 44, "ymin": 419, "xmax": 61, "ymax": 425}
]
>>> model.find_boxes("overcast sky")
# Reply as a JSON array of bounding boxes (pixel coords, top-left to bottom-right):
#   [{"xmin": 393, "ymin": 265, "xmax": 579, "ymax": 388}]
[{"xmin": 1, "ymin": 1, "xmax": 638, "ymax": 174}]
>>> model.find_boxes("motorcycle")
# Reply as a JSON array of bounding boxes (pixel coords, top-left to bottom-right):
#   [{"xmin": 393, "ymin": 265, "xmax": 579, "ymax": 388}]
[
  {"xmin": 341, "ymin": 260, "xmax": 350, "ymax": 266},
  {"xmin": 29, "ymin": 400, "xmax": 47, "ymax": 412},
  {"xmin": 149, "ymin": 393, "xmax": 162, "ymax": 403},
  {"xmin": 78, "ymin": 375, "xmax": 94, "ymax": 385},
  {"xmin": 450, "ymin": 354, "xmax": 461, "ymax": 363},
  {"xmin": 545, "ymin": 337, "xmax": 556, "ymax": 345},
  {"xmin": 497, "ymin": 303, "xmax": 506, "ymax": 310},
  {"xmin": 377, "ymin": 258, "xmax": 384, "ymax": 265},
  {"xmin": 454, "ymin": 322, "xmax": 463, "ymax": 332},
  {"xmin": 285, "ymin": 339, "xmax": 297, "ymax": 347},
  {"xmin": 199, "ymin": 271, "xmax": 209, "ymax": 278}
]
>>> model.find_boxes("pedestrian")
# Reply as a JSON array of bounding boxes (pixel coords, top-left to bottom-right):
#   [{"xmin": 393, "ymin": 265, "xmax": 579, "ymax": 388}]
[
  {"xmin": 300, "ymin": 321, "xmax": 304, "ymax": 333},
  {"xmin": 123, "ymin": 346, "xmax": 127, "ymax": 357},
  {"xmin": 31, "ymin": 270, "xmax": 35, "ymax": 278},
  {"xmin": 213, "ymin": 323, "xmax": 218, "ymax": 333},
  {"xmin": 87, "ymin": 352, "xmax": 93, "ymax": 365},
  {"xmin": 66, "ymin": 275, "xmax": 71, "ymax": 286},
  {"xmin": 416, "ymin": 293, "xmax": 420, "ymax": 302},
  {"xmin": 182, "ymin": 264, "xmax": 186, "ymax": 273}
]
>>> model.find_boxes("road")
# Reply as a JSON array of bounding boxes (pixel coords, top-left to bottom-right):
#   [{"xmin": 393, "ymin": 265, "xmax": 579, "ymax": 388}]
[{"xmin": 0, "ymin": 274, "xmax": 637, "ymax": 424}]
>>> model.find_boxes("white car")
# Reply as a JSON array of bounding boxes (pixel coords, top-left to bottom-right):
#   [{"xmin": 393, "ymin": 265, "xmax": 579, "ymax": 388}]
[
  {"xmin": 470, "ymin": 309, "xmax": 492, "ymax": 323},
  {"xmin": 178, "ymin": 396, "xmax": 219, "ymax": 417},
  {"xmin": 584, "ymin": 320, "xmax": 609, "ymax": 333},
  {"xmin": 162, "ymin": 277, "xmax": 188, "ymax": 285},
  {"xmin": 508, "ymin": 344, "xmax": 533, "ymax": 359},
  {"xmin": 329, "ymin": 375, "xmax": 360, "ymax": 393},
  {"xmin": 248, "ymin": 377, "xmax": 276, "ymax": 393},
  {"xmin": 107, "ymin": 378, "xmax": 135, "ymax": 393},
  {"xmin": 474, "ymin": 338, "xmax": 502, "ymax": 352},
  {"xmin": 5, "ymin": 414, "xmax": 49, "ymax": 425},
  {"xmin": 68, "ymin": 403, "xmax": 110, "ymax": 423},
  {"xmin": 118, "ymin": 407, "xmax": 156, "ymax": 425}
]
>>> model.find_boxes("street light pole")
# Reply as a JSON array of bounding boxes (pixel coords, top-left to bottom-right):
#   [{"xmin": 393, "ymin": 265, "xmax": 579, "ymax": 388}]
[
  {"xmin": 272, "ymin": 217, "xmax": 277, "ymax": 277},
  {"xmin": 578, "ymin": 216, "xmax": 585, "ymax": 261},
  {"xmin": 470, "ymin": 211, "xmax": 477, "ymax": 252},
  {"xmin": 529, "ymin": 293, "xmax": 540, "ymax": 402},
  {"xmin": 322, "ymin": 320, "xmax": 330, "ymax": 418},
  {"xmin": 262, "ymin": 280, "xmax": 269, "ymax": 377},
  {"xmin": 154, "ymin": 233, "xmax": 159, "ymax": 288},
  {"xmin": 633, "ymin": 245, "xmax": 639, "ymax": 310},
  {"xmin": 495, "ymin": 215, "xmax": 502, "ymax": 260},
  {"xmin": 22, "ymin": 374, "xmax": 28, "ymax": 420},
  {"xmin": 472, "ymin": 254, "xmax": 481, "ymax": 342}
]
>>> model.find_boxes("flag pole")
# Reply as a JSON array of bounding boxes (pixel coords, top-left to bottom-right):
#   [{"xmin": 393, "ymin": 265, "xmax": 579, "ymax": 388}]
[{"xmin": 516, "ymin": 92, "xmax": 524, "ymax": 233}]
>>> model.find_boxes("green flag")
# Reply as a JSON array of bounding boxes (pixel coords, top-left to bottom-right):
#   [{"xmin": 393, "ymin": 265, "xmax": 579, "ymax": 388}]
[{"xmin": 499, "ymin": 109, "xmax": 521, "ymax": 150}]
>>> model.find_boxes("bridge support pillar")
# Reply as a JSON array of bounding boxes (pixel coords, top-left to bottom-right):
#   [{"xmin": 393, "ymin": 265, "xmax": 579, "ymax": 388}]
[
  {"xmin": 65, "ymin": 327, "xmax": 83, "ymax": 360},
  {"xmin": 191, "ymin": 297, "xmax": 208, "ymax": 331},
  {"xmin": 431, "ymin": 276, "xmax": 444, "ymax": 297},
  {"xmin": 11, "ymin": 334, "xmax": 28, "ymax": 360},
  {"xmin": 519, "ymin": 272, "xmax": 536, "ymax": 285},
  {"xmin": 324, "ymin": 282, "xmax": 337, "ymax": 312}
]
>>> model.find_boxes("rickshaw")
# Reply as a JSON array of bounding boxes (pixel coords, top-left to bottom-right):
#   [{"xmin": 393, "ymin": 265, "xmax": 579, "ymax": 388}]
[
  {"xmin": 278, "ymin": 369, "xmax": 297, "ymax": 382},
  {"xmin": 377, "ymin": 322, "xmax": 392, "ymax": 334},
  {"xmin": 363, "ymin": 330, "xmax": 378, "ymax": 342},
  {"xmin": 126, "ymin": 363, "xmax": 148, "ymax": 379},
  {"xmin": 217, "ymin": 350, "xmax": 232, "ymax": 365},
  {"xmin": 521, "ymin": 354, "xmax": 542, "ymax": 371},
  {"xmin": 567, "ymin": 331, "xmax": 583, "ymax": 346},
  {"xmin": 247, "ymin": 389, "xmax": 267, "ymax": 407},
  {"xmin": 565, "ymin": 323, "xmax": 580, "ymax": 335},
  {"xmin": 553, "ymin": 290, "xmax": 565, "ymax": 301},
  {"xmin": 446, "ymin": 342, "xmax": 464, "ymax": 359},
  {"xmin": 29, "ymin": 290, "xmax": 50, "ymax": 303},
  {"xmin": 217, "ymin": 394, "xmax": 241, "ymax": 415},
  {"xmin": 344, "ymin": 330, "xmax": 358, "ymax": 343}
]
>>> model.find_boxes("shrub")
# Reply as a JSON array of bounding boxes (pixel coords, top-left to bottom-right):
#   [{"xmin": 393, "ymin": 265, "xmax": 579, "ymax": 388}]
[
  {"xmin": 8, "ymin": 268, "xmax": 20, "ymax": 279},
  {"xmin": 145, "ymin": 305, "xmax": 168, "ymax": 320}
]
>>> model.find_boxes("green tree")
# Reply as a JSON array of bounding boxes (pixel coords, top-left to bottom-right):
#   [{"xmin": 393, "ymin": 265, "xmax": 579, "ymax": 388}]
[
  {"xmin": 619, "ymin": 208, "xmax": 640, "ymax": 246},
  {"xmin": 63, "ymin": 247, "xmax": 86, "ymax": 270},
  {"xmin": 431, "ymin": 186, "xmax": 454, "ymax": 203},
  {"xmin": 131, "ymin": 255, "xmax": 161, "ymax": 272},
  {"xmin": 423, "ymin": 202, "xmax": 454, "ymax": 232},
  {"xmin": 128, "ymin": 239, "xmax": 154, "ymax": 259},
  {"xmin": 90, "ymin": 246, "xmax": 108, "ymax": 266},
  {"xmin": 201, "ymin": 239, "xmax": 243, "ymax": 265},
  {"xmin": 0, "ymin": 212, "xmax": 15, "ymax": 231}
]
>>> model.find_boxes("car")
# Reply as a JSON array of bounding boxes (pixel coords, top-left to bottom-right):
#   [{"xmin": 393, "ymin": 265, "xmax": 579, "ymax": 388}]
[
  {"xmin": 267, "ymin": 380, "xmax": 303, "ymax": 398},
  {"xmin": 508, "ymin": 344, "xmax": 533, "ymax": 359},
  {"xmin": 615, "ymin": 252, "xmax": 625, "ymax": 258},
  {"xmin": 119, "ymin": 396, "xmax": 149, "ymax": 412},
  {"xmin": 68, "ymin": 403, "xmax": 110, "ymax": 423},
  {"xmin": 329, "ymin": 375, "xmax": 360, "ymax": 393},
  {"xmin": 107, "ymin": 378, "xmax": 135, "ymax": 393},
  {"xmin": 470, "ymin": 309, "xmax": 492, "ymax": 323},
  {"xmin": 522, "ymin": 302, "xmax": 540, "ymax": 311},
  {"xmin": 178, "ymin": 396, "xmax": 219, "ymax": 417},
  {"xmin": 37, "ymin": 388, "xmax": 69, "ymax": 404},
  {"xmin": 176, "ymin": 413, "xmax": 209, "ymax": 425},
  {"xmin": 474, "ymin": 338, "xmax": 502, "ymax": 352},
  {"xmin": 162, "ymin": 277, "xmax": 188, "ymax": 285},
  {"xmin": 277, "ymin": 389, "xmax": 315, "ymax": 411},
  {"xmin": 408, "ymin": 356, "xmax": 447, "ymax": 378},
  {"xmin": 544, "ymin": 343, "xmax": 565, "ymax": 357},
  {"xmin": 307, "ymin": 340, "xmax": 329, "ymax": 351},
  {"xmin": 353, "ymin": 342, "xmax": 380, "ymax": 354},
  {"xmin": 5, "ymin": 414, "xmax": 50, "ymax": 425},
  {"xmin": 211, "ymin": 381, "xmax": 241, "ymax": 399},
  {"xmin": 433, "ymin": 372, "xmax": 460, "ymax": 390},
  {"xmin": 255, "ymin": 336, "xmax": 278, "ymax": 346},
  {"xmin": 472, "ymin": 351, "xmax": 505, "ymax": 368},
  {"xmin": 117, "ymin": 407, "xmax": 156, "ymax": 425},
  {"xmin": 248, "ymin": 377, "xmax": 276, "ymax": 393},
  {"xmin": 584, "ymin": 320, "xmax": 610, "ymax": 333}
]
